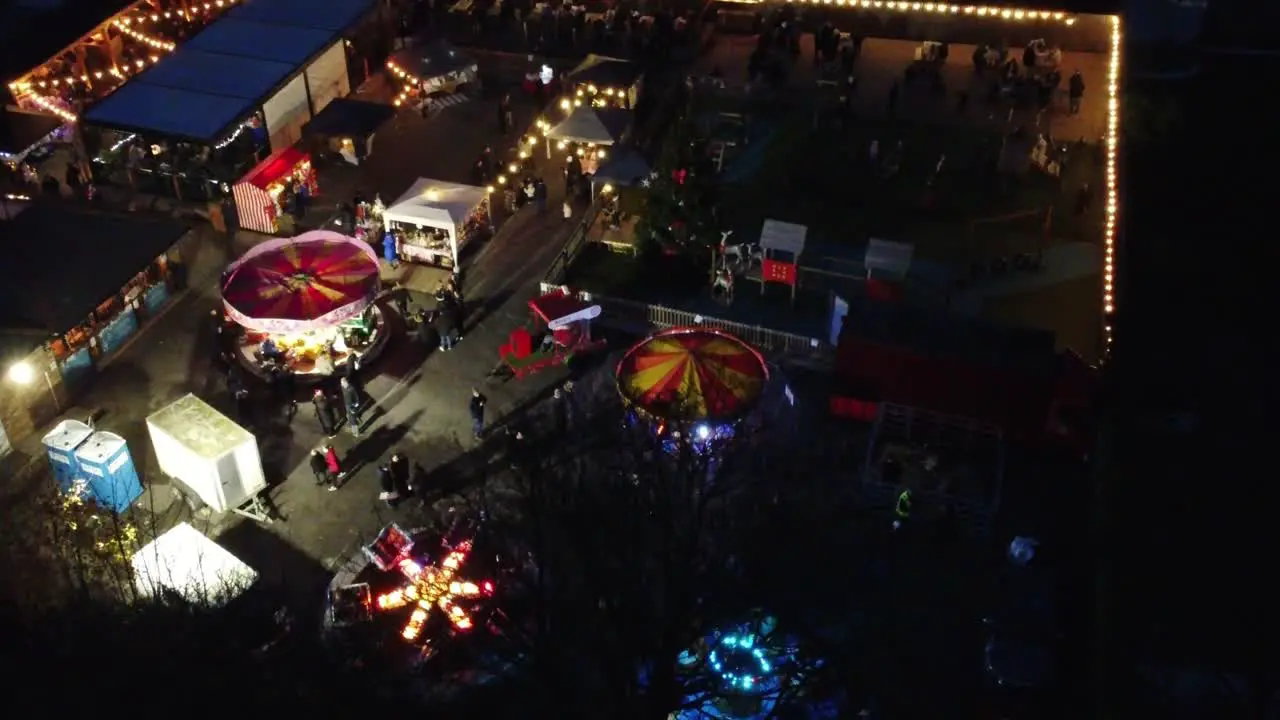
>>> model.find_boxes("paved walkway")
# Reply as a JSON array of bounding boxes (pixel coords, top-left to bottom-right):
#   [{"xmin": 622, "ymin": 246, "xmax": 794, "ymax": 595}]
[{"xmin": 6, "ymin": 64, "xmax": 584, "ymax": 610}]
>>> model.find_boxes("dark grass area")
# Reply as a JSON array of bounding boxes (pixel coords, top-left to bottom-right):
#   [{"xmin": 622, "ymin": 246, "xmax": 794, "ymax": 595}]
[
  {"xmin": 719, "ymin": 116, "xmax": 1105, "ymax": 264},
  {"xmin": 565, "ymin": 243, "xmax": 837, "ymax": 339}
]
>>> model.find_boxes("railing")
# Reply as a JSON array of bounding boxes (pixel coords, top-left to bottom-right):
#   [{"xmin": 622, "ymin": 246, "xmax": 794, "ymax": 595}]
[
  {"xmin": 543, "ymin": 200, "xmax": 601, "ymax": 286},
  {"xmin": 537, "ymin": 284, "xmax": 834, "ymax": 364}
]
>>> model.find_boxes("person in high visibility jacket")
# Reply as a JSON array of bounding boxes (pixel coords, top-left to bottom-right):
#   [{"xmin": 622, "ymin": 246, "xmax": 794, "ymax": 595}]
[{"xmin": 893, "ymin": 489, "xmax": 913, "ymax": 531}]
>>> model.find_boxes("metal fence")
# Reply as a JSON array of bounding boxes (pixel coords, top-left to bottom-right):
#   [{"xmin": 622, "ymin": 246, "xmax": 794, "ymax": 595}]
[
  {"xmin": 537, "ymin": 283, "xmax": 834, "ymax": 364},
  {"xmin": 543, "ymin": 201, "xmax": 601, "ymax": 287}
]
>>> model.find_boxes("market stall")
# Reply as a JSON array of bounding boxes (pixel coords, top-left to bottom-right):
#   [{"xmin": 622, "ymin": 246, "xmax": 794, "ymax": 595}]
[
  {"xmin": 231, "ymin": 146, "xmax": 318, "ymax": 235},
  {"xmin": 132, "ymin": 522, "xmax": 259, "ymax": 606},
  {"xmin": 544, "ymin": 106, "xmax": 632, "ymax": 166},
  {"xmin": 382, "ymin": 178, "xmax": 491, "ymax": 269},
  {"xmin": 303, "ymin": 98, "xmax": 396, "ymax": 166},
  {"xmin": 566, "ymin": 54, "xmax": 644, "ymax": 109},
  {"xmin": 220, "ymin": 230, "xmax": 384, "ymax": 377},
  {"xmin": 386, "ymin": 40, "xmax": 479, "ymax": 111}
]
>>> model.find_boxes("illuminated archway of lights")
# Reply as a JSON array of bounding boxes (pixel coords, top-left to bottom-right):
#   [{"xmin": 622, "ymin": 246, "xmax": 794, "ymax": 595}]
[
  {"xmin": 7, "ymin": 0, "xmax": 245, "ymax": 123},
  {"xmin": 715, "ymin": 1, "xmax": 1121, "ymax": 357},
  {"xmin": 374, "ymin": 540, "xmax": 496, "ymax": 642}
]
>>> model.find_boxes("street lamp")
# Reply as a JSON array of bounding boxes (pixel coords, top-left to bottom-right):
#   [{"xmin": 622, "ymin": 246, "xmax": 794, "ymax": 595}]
[{"xmin": 7, "ymin": 360, "xmax": 61, "ymax": 411}]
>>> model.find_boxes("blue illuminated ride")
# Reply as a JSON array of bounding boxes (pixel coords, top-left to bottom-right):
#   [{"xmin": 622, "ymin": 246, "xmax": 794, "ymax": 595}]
[{"xmin": 667, "ymin": 616, "xmax": 839, "ymax": 720}]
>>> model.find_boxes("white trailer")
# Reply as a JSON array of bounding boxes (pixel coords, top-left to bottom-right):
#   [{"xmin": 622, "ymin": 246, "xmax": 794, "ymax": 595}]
[
  {"xmin": 132, "ymin": 522, "xmax": 258, "ymax": 606},
  {"xmin": 146, "ymin": 394, "xmax": 272, "ymax": 523}
]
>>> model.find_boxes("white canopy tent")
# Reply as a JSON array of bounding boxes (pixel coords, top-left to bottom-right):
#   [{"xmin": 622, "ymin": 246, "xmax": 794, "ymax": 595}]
[
  {"xmin": 864, "ymin": 238, "xmax": 914, "ymax": 280},
  {"xmin": 132, "ymin": 523, "xmax": 258, "ymax": 606},
  {"xmin": 383, "ymin": 178, "xmax": 490, "ymax": 268},
  {"xmin": 545, "ymin": 107, "xmax": 633, "ymax": 158}
]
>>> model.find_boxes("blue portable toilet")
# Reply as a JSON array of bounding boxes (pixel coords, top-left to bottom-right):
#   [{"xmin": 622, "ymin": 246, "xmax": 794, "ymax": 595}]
[
  {"xmin": 41, "ymin": 419, "xmax": 95, "ymax": 493},
  {"xmin": 74, "ymin": 431, "xmax": 143, "ymax": 513}
]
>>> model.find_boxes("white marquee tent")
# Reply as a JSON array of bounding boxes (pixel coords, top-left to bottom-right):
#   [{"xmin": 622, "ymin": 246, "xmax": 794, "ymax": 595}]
[
  {"xmin": 545, "ymin": 107, "xmax": 633, "ymax": 158},
  {"xmin": 132, "ymin": 522, "xmax": 258, "ymax": 606},
  {"xmin": 382, "ymin": 178, "xmax": 490, "ymax": 268}
]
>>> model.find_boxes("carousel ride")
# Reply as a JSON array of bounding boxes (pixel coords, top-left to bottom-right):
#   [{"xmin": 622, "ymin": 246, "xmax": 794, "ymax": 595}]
[
  {"xmin": 668, "ymin": 616, "xmax": 838, "ymax": 720},
  {"xmin": 615, "ymin": 327, "xmax": 769, "ymax": 452},
  {"xmin": 221, "ymin": 230, "xmax": 386, "ymax": 378}
]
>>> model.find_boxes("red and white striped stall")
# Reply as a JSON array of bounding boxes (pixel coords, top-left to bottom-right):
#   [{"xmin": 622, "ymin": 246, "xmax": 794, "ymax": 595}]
[{"xmin": 232, "ymin": 147, "xmax": 316, "ymax": 234}]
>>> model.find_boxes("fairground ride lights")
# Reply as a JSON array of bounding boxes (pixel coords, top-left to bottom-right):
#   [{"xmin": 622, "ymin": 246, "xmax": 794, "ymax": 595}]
[{"xmin": 387, "ymin": 60, "xmax": 421, "ymax": 108}]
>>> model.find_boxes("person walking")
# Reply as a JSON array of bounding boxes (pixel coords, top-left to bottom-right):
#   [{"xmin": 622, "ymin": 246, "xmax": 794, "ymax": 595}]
[
  {"xmin": 409, "ymin": 462, "xmax": 429, "ymax": 504},
  {"xmin": 313, "ymin": 388, "xmax": 339, "ymax": 436},
  {"xmin": 469, "ymin": 388, "xmax": 487, "ymax": 438},
  {"xmin": 389, "ymin": 451, "xmax": 410, "ymax": 498},
  {"xmin": 416, "ymin": 308, "xmax": 435, "ymax": 346},
  {"xmin": 436, "ymin": 304, "xmax": 456, "ymax": 351},
  {"xmin": 377, "ymin": 463, "xmax": 398, "ymax": 506},
  {"xmin": 323, "ymin": 444, "xmax": 343, "ymax": 491},
  {"xmin": 562, "ymin": 199, "xmax": 573, "ymax": 222},
  {"xmin": 1068, "ymin": 70, "xmax": 1085, "ymax": 115},
  {"xmin": 340, "ymin": 377, "xmax": 362, "ymax": 436},
  {"xmin": 270, "ymin": 364, "xmax": 297, "ymax": 421},
  {"xmin": 309, "ymin": 448, "xmax": 329, "ymax": 486},
  {"xmin": 392, "ymin": 283, "xmax": 412, "ymax": 319}
]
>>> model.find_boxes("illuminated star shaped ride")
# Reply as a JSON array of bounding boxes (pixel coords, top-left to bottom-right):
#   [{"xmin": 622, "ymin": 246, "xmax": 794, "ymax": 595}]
[{"xmin": 373, "ymin": 538, "xmax": 495, "ymax": 643}]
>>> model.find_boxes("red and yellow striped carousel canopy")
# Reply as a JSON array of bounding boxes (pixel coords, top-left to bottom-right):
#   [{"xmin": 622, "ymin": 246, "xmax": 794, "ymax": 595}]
[{"xmin": 616, "ymin": 327, "xmax": 768, "ymax": 423}]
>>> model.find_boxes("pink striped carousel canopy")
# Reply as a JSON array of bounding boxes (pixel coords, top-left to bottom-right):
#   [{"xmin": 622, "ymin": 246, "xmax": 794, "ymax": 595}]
[{"xmin": 221, "ymin": 230, "xmax": 381, "ymax": 334}]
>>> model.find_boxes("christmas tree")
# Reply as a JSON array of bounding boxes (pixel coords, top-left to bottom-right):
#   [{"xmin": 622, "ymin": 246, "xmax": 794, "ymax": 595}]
[{"xmin": 636, "ymin": 112, "xmax": 719, "ymax": 258}]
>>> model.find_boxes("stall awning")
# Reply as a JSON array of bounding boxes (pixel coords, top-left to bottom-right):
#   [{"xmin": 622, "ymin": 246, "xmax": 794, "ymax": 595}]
[
  {"xmin": 0, "ymin": 204, "xmax": 191, "ymax": 332},
  {"xmin": 303, "ymin": 98, "xmax": 395, "ymax": 140},
  {"xmin": 760, "ymin": 219, "xmax": 807, "ymax": 256},
  {"xmin": 239, "ymin": 147, "xmax": 309, "ymax": 190},
  {"xmin": 384, "ymin": 178, "xmax": 487, "ymax": 231},
  {"xmin": 568, "ymin": 54, "xmax": 642, "ymax": 90},
  {"xmin": 593, "ymin": 149, "xmax": 651, "ymax": 187},
  {"xmin": 227, "ymin": 0, "xmax": 374, "ymax": 32},
  {"xmin": 81, "ymin": 0, "xmax": 375, "ymax": 143},
  {"xmin": 547, "ymin": 107, "xmax": 633, "ymax": 145},
  {"xmin": 865, "ymin": 238, "xmax": 914, "ymax": 279},
  {"xmin": 390, "ymin": 40, "xmax": 478, "ymax": 82}
]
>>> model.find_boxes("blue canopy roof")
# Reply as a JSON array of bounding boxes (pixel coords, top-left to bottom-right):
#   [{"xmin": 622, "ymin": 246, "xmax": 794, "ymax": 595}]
[
  {"xmin": 84, "ymin": 82, "xmax": 257, "ymax": 141},
  {"xmin": 82, "ymin": 0, "xmax": 374, "ymax": 143},
  {"xmin": 183, "ymin": 19, "xmax": 334, "ymax": 65},
  {"xmin": 228, "ymin": 0, "xmax": 373, "ymax": 32},
  {"xmin": 143, "ymin": 48, "xmax": 295, "ymax": 101}
]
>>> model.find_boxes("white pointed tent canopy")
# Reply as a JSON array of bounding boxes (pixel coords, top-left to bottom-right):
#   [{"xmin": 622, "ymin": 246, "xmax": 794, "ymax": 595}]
[{"xmin": 544, "ymin": 106, "xmax": 633, "ymax": 158}]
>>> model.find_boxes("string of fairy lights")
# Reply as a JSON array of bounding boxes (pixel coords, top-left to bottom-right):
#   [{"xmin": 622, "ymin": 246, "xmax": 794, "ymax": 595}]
[{"xmin": 6, "ymin": 0, "xmax": 243, "ymax": 123}]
